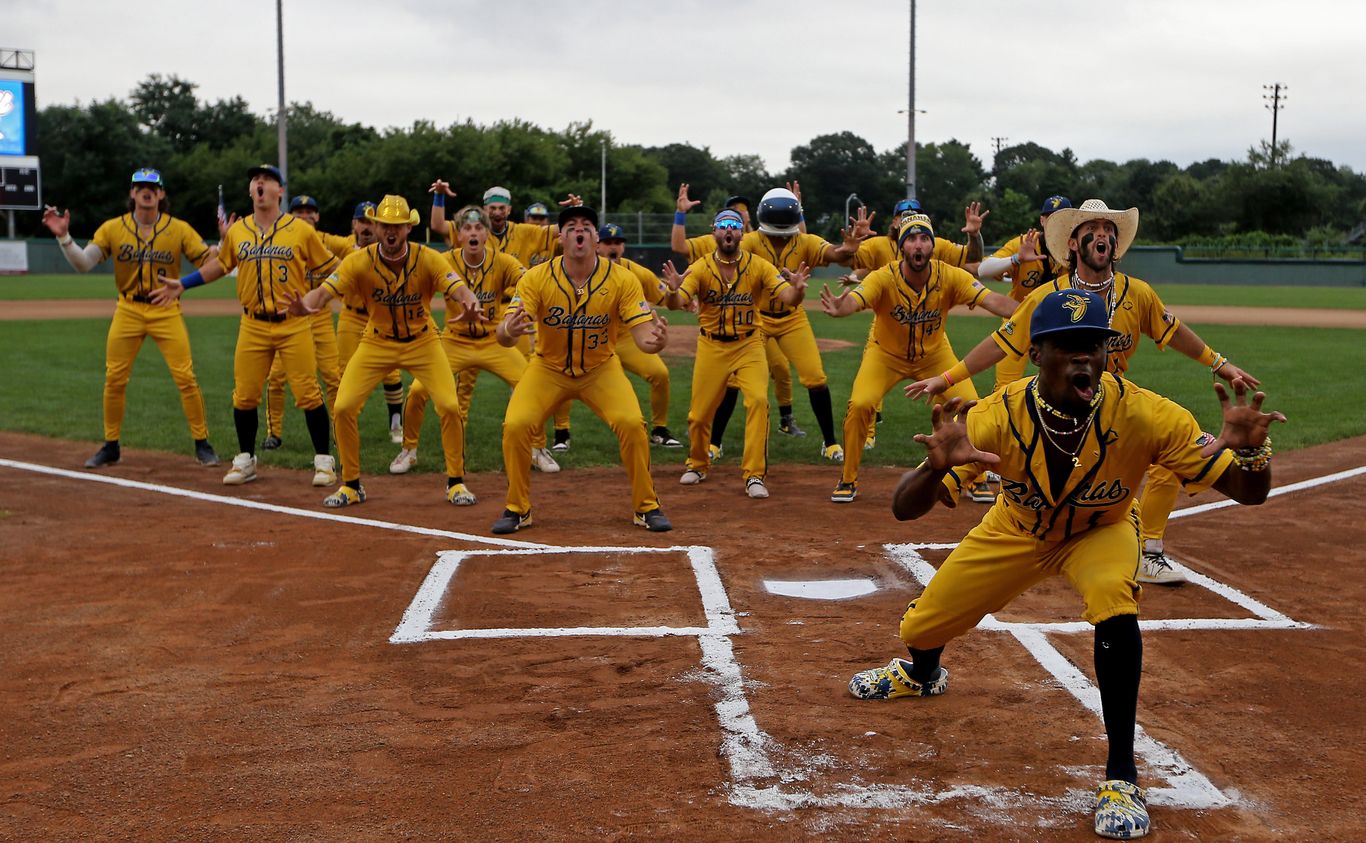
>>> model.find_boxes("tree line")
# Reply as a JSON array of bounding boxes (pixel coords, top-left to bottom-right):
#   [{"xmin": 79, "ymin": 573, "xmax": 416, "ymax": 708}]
[{"xmin": 28, "ymin": 74, "xmax": 1366, "ymax": 251}]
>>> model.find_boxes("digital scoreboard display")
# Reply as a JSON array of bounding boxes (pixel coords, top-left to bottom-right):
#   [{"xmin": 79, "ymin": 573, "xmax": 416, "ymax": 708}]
[
  {"xmin": 0, "ymin": 52, "xmax": 40, "ymax": 209},
  {"xmin": 0, "ymin": 78, "xmax": 31, "ymax": 156}
]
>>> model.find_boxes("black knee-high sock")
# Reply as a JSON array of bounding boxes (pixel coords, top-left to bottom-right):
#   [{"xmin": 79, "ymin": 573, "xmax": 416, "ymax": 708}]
[
  {"xmin": 1095, "ymin": 614, "xmax": 1143, "ymax": 784},
  {"xmin": 808, "ymin": 384, "xmax": 837, "ymax": 446},
  {"xmin": 710, "ymin": 387, "xmax": 740, "ymax": 446},
  {"xmin": 304, "ymin": 405, "xmax": 331, "ymax": 455},
  {"xmin": 907, "ymin": 646, "xmax": 944, "ymax": 683},
  {"xmin": 779, "ymin": 404, "xmax": 793, "ymax": 418},
  {"xmin": 234, "ymin": 407, "xmax": 258, "ymax": 455}
]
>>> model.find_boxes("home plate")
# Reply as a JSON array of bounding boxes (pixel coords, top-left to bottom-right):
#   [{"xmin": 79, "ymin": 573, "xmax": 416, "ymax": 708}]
[{"xmin": 763, "ymin": 578, "xmax": 877, "ymax": 600}]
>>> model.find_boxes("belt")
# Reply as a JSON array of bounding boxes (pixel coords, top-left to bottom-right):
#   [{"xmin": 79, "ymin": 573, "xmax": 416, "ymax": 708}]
[
  {"xmin": 125, "ymin": 294, "xmax": 155, "ymax": 304},
  {"xmin": 373, "ymin": 324, "xmax": 430, "ymax": 344},
  {"xmin": 699, "ymin": 328, "xmax": 755, "ymax": 343},
  {"xmin": 760, "ymin": 309, "xmax": 795, "ymax": 319},
  {"xmin": 345, "ymin": 304, "xmax": 369, "ymax": 314},
  {"xmin": 244, "ymin": 308, "xmax": 288, "ymax": 323}
]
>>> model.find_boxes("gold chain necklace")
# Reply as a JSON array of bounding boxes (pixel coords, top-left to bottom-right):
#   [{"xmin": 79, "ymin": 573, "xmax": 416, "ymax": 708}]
[{"xmin": 1031, "ymin": 382, "xmax": 1102, "ymax": 468}]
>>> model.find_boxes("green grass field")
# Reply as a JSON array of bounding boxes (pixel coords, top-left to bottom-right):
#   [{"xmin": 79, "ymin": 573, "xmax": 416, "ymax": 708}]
[{"xmin": 1, "ymin": 305, "xmax": 1360, "ymax": 476}]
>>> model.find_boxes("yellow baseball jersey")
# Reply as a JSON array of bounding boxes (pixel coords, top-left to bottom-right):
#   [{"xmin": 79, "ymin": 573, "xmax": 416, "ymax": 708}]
[
  {"xmin": 992, "ymin": 234, "xmax": 1068, "ymax": 302},
  {"xmin": 619, "ymin": 257, "xmax": 669, "ymax": 305},
  {"xmin": 853, "ymin": 235, "xmax": 968, "ymax": 273},
  {"xmin": 512, "ymin": 256, "xmax": 655, "ymax": 377},
  {"xmin": 682, "ymin": 232, "xmax": 720, "ymax": 264},
  {"xmin": 319, "ymin": 230, "xmax": 357, "ymax": 259},
  {"xmin": 445, "ymin": 248, "xmax": 525, "ymax": 341},
  {"xmin": 851, "ymin": 260, "xmax": 987, "ymax": 361},
  {"xmin": 992, "ymin": 274, "xmax": 1178, "ymax": 375},
  {"xmin": 91, "ymin": 214, "xmax": 211, "ymax": 298},
  {"xmin": 322, "ymin": 243, "xmax": 465, "ymax": 342},
  {"xmin": 218, "ymin": 213, "xmax": 340, "ymax": 314},
  {"xmin": 678, "ymin": 250, "xmax": 790, "ymax": 339},
  {"xmin": 740, "ymin": 231, "xmax": 834, "ymax": 320},
  {"xmin": 451, "ymin": 220, "xmax": 558, "ymax": 269},
  {"xmin": 944, "ymin": 372, "xmax": 1233, "ymax": 542}
]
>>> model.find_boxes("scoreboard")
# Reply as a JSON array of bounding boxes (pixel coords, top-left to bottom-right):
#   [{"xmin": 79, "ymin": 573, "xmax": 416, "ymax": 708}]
[
  {"xmin": 0, "ymin": 50, "xmax": 39, "ymax": 211},
  {"xmin": 0, "ymin": 155, "xmax": 40, "ymax": 211}
]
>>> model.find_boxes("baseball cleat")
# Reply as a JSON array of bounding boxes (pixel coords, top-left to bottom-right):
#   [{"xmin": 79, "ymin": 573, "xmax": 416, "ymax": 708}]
[
  {"xmin": 445, "ymin": 483, "xmax": 477, "ymax": 506},
  {"xmin": 633, "ymin": 508, "xmax": 673, "ymax": 532},
  {"xmin": 985, "ymin": 471, "xmax": 1001, "ymax": 483},
  {"xmin": 708, "ymin": 443, "xmax": 723, "ymax": 461},
  {"xmin": 968, "ymin": 480, "xmax": 997, "ymax": 503},
  {"xmin": 650, "ymin": 426, "xmax": 683, "ymax": 447},
  {"xmin": 679, "ymin": 469, "xmax": 707, "ymax": 485},
  {"xmin": 84, "ymin": 440, "xmax": 121, "ymax": 469},
  {"xmin": 491, "ymin": 508, "xmax": 532, "ymax": 534},
  {"xmin": 1138, "ymin": 550, "xmax": 1188, "ymax": 585},
  {"xmin": 312, "ymin": 454, "xmax": 337, "ymax": 487},
  {"xmin": 389, "ymin": 416, "xmax": 404, "ymax": 444},
  {"xmin": 261, "ymin": 434, "xmax": 283, "ymax": 450},
  {"xmin": 194, "ymin": 439, "xmax": 220, "ymax": 466},
  {"xmin": 389, "ymin": 448, "xmax": 418, "ymax": 475},
  {"xmin": 531, "ymin": 447, "xmax": 561, "ymax": 473},
  {"xmin": 821, "ymin": 443, "xmax": 845, "ymax": 464},
  {"xmin": 745, "ymin": 477, "xmax": 769, "ymax": 499},
  {"xmin": 222, "ymin": 452, "xmax": 257, "ymax": 485},
  {"xmin": 1093, "ymin": 780, "xmax": 1150, "ymax": 839},
  {"xmin": 778, "ymin": 415, "xmax": 806, "ymax": 437},
  {"xmin": 323, "ymin": 484, "xmax": 365, "ymax": 508},
  {"xmin": 864, "ymin": 431, "xmax": 876, "ymax": 450},
  {"xmin": 551, "ymin": 430, "xmax": 571, "ymax": 452},
  {"xmin": 848, "ymin": 659, "xmax": 949, "ymax": 700},
  {"xmin": 831, "ymin": 481, "xmax": 858, "ymax": 503}
]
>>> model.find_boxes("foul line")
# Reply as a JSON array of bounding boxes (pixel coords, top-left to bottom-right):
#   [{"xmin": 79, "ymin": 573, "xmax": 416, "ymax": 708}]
[
  {"xmin": 1168, "ymin": 464, "xmax": 1366, "ymax": 521},
  {"xmin": 0, "ymin": 457, "xmax": 548, "ymax": 550}
]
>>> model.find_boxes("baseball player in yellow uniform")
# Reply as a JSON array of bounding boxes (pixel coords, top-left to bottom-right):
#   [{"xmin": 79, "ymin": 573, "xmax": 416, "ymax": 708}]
[
  {"xmin": 904, "ymin": 200, "xmax": 1259, "ymax": 586},
  {"xmin": 819, "ymin": 215, "xmax": 1017, "ymax": 503},
  {"xmin": 491, "ymin": 205, "xmax": 672, "ymax": 535},
  {"xmin": 389, "ymin": 205, "xmax": 559, "ymax": 478},
  {"xmin": 42, "ymin": 168, "xmax": 219, "ymax": 468},
  {"xmin": 257, "ymin": 194, "xmax": 344, "ymax": 449},
  {"xmin": 287, "ymin": 195, "xmax": 483, "ymax": 507},
  {"xmin": 976, "ymin": 195, "xmax": 1072, "ymax": 390},
  {"xmin": 662, "ymin": 209, "xmax": 807, "ymax": 498},
  {"xmin": 598, "ymin": 222, "xmax": 683, "ymax": 448},
  {"xmin": 152, "ymin": 164, "xmax": 341, "ymax": 488},
  {"xmin": 851, "ymin": 288, "xmax": 1285, "ymax": 840}
]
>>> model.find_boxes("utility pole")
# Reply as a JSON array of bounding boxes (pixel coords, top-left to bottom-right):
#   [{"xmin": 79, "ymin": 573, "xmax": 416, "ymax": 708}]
[
  {"xmin": 1262, "ymin": 83, "xmax": 1287, "ymax": 166},
  {"xmin": 991, "ymin": 136, "xmax": 1010, "ymax": 158},
  {"xmin": 276, "ymin": 0, "xmax": 288, "ymax": 186},
  {"xmin": 600, "ymin": 139, "xmax": 607, "ymax": 215},
  {"xmin": 905, "ymin": 0, "xmax": 917, "ymax": 200}
]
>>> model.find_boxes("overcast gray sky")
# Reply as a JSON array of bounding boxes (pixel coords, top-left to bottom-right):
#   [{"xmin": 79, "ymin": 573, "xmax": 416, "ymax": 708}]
[{"xmin": 15, "ymin": 0, "xmax": 1366, "ymax": 174}]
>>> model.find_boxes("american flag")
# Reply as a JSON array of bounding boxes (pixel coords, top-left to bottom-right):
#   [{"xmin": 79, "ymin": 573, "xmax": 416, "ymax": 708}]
[{"xmin": 216, "ymin": 184, "xmax": 227, "ymax": 231}]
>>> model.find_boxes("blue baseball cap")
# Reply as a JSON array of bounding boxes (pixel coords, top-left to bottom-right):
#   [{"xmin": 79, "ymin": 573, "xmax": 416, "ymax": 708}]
[
  {"xmin": 130, "ymin": 168, "xmax": 164, "ymax": 187},
  {"xmin": 525, "ymin": 202, "xmax": 550, "ymax": 219},
  {"xmin": 1041, "ymin": 195, "xmax": 1072, "ymax": 215},
  {"xmin": 247, "ymin": 164, "xmax": 284, "ymax": 184},
  {"xmin": 598, "ymin": 223, "xmax": 626, "ymax": 241},
  {"xmin": 289, "ymin": 195, "xmax": 319, "ymax": 211},
  {"xmin": 558, "ymin": 205, "xmax": 599, "ymax": 229},
  {"xmin": 353, "ymin": 201, "xmax": 377, "ymax": 219},
  {"xmin": 1029, "ymin": 290, "xmax": 1121, "ymax": 342},
  {"xmin": 893, "ymin": 198, "xmax": 922, "ymax": 216}
]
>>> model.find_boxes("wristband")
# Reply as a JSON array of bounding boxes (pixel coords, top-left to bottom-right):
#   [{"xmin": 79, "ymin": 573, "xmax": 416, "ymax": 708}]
[
  {"xmin": 673, "ymin": 211, "xmax": 687, "ymax": 226},
  {"xmin": 181, "ymin": 270, "xmax": 206, "ymax": 290},
  {"xmin": 432, "ymin": 194, "xmax": 445, "ymax": 208},
  {"xmin": 1211, "ymin": 355, "xmax": 1228, "ymax": 375},
  {"xmin": 943, "ymin": 361, "xmax": 971, "ymax": 387},
  {"xmin": 1231, "ymin": 437, "xmax": 1272, "ymax": 472},
  {"xmin": 1196, "ymin": 345, "xmax": 1219, "ymax": 367},
  {"xmin": 1010, "ymin": 253, "xmax": 1021, "ymax": 267},
  {"xmin": 57, "ymin": 234, "xmax": 74, "ymax": 247}
]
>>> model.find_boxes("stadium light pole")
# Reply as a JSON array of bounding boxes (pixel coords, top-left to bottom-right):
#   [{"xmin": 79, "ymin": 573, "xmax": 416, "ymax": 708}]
[
  {"xmin": 1262, "ymin": 83, "xmax": 1287, "ymax": 166},
  {"xmin": 600, "ymin": 139, "xmax": 607, "ymax": 216},
  {"xmin": 905, "ymin": 0, "xmax": 917, "ymax": 201},
  {"xmin": 276, "ymin": 0, "xmax": 288, "ymax": 187}
]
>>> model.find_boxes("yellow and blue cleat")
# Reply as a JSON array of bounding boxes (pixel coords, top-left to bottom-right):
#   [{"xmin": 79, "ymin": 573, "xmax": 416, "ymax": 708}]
[
  {"xmin": 445, "ymin": 483, "xmax": 477, "ymax": 506},
  {"xmin": 323, "ymin": 484, "xmax": 365, "ymax": 508},
  {"xmin": 1093, "ymin": 780, "xmax": 1150, "ymax": 839},
  {"xmin": 831, "ymin": 481, "xmax": 857, "ymax": 503},
  {"xmin": 821, "ymin": 443, "xmax": 845, "ymax": 464},
  {"xmin": 849, "ymin": 658, "xmax": 948, "ymax": 700}
]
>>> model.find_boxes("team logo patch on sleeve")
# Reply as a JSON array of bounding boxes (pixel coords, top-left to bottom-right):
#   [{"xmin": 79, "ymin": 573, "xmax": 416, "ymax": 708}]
[
  {"xmin": 1195, "ymin": 432, "xmax": 1216, "ymax": 447},
  {"xmin": 1162, "ymin": 310, "xmax": 1175, "ymax": 324}
]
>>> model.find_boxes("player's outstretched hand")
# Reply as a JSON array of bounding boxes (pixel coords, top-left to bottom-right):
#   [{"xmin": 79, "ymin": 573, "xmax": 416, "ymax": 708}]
[
  {"xmin": 282, "ymin": 289, "xmax": 319, "ymax": 317},
  {"xmin": 150, "ymin": 278, "xmax": 185, "ymax": 307},
  {"xmin": 1018, "ymin": 229, "xmax": 1044, "ymax": 263},
  {"xmin": 786, "ymin": 180, "xmax": 802, "ymax": 204},
  {"xmin": 217, "ymin": 212, "xmax": 238, "ymax": 240},
  {"xmin": 819, "ymin": 283, "xmax": 851, "ymax": 317},
  {"xmin": 904, "ymin": 375, "xmax": 949, "ymax": 402},
  {"xmin": 503, "ymin": 304, "xmax": 534, "ymax": 339},
  {"xmin": 1216, "ymin": 361, "xmax": 1260, "ymax": 388},
  {"xmin": 914, "ymin": 397, "xmax": 1000, "ymax": 471},
  {"xmin": 838, "ymin": 272, "xmax": 860, "ymax": 287},
  {"xmin": 428, "ymin": 179, "xmax": 457, "ymax": 198},
  {"xmin": 675, "ymin": 183, "xmax": 701, "ymax": 214},
  {"xmin": 962, "ymin": 201, "xmax": 990, "ymax": 235},
  {"xmin": 782, "ymin": 261, "xmax": 811, "ymax": 291},
  {"xmin": 842, "ymin": 206, "xmax": 875, "ymax": 246},
  {"xmin": 660, "ymin": 259, "xmax": 688, "ymax": 292},
  {"xmin": 1201, "ymin": 380, "xmax": 1287, "ymax": 457},
  {"xmin": 559, "ymin": 194, "xmax": 583, "ymax": 208},
  {"xmin": 42, "ymin": 206, "xmax": 71, "ymax": 238}
]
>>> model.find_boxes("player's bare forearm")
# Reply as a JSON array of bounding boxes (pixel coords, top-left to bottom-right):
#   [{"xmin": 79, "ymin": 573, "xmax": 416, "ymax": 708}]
[
  {"xmin": 891, "ymin": 464, "xmax": 949, "ymax": 521},
  {"xmin": 1212, "ymin": 463, "xmax": 1272, "ymax": 505},
  {"xmin": 1167, "ymin": 323, "xmax": 1206, "ymax": 359},
  {"xmin": 670, "ymin": 225, "xmax": 689, "ymax": 256},
  {"xmin": 979, "ymin": 291, "xmax": 1018, "ymax": 319},
  {"xmin": 966, "ymin": 232, "xmax": 984, "ymax": 264},
  {"xmin": 629, "ymin": 317, "xmax": 667, "ymax": 354},
  {"xmin": 965, "ymin": 334, "xmax": 1009, "ymax": 375}
]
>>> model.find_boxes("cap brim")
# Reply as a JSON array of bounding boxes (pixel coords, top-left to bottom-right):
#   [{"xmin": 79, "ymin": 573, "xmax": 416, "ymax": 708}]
[
  {"xmin": 558, "ymin": 206, "xmax": 599, "ymax": 228},
  {"xmin": 1030, "ymin": 324, "xmax": 1122, "ymax": 343},
  {"xmin": 246, "ymin": 166, "xmax": 283, "ymax": 183}
]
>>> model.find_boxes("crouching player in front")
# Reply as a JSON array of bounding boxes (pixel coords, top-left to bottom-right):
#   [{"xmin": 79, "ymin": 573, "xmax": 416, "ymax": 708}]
[{"xmin": 848, "ymin": 289, "xmax": 1285, "ymax": 840}]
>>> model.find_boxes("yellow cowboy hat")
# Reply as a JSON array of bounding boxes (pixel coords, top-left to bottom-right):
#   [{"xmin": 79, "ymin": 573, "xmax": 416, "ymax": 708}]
[
  {"xmin": 366, "ymin": 194, "xmax": 421, "ymax": 225},
  {"xmin": 1043, "ymin": 198, "xmax": 1138, "ymax": 265}
]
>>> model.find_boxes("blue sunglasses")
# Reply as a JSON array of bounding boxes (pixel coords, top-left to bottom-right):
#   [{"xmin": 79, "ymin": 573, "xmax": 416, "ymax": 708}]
[{"xmin": 715, "ymin": 219, "xmax": 744, "ymax": 231}]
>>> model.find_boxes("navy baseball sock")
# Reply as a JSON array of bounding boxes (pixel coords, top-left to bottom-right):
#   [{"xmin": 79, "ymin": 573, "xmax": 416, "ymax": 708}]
[
  {"xmin": 304, "ymin": 405, "xmax": 331, "ymax": 455},
  {"xmin": 778, "ymin": 404, "xmax": 793, "ymax": 419},
  {"xmin": 233, "ymin": 408, "xmax": 258, "ymax": 455},
  {"xmin": 710, "ymin": 387, "xmax": 740, "ymax": 447},
  {"xmin": 1095, "ymin": 613, "xmax": 1142, "ymax": 784},
  {"xmin": 808, "ymin": 384, "xmax": 837, "ymax": 446},
  {"xmin": 907, "ymin": 646, "xmax": 944, "ymax": 684}
]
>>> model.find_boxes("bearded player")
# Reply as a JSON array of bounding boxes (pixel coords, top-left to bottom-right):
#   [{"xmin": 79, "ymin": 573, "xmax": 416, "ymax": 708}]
[
  {"xmin": 42, "ymin": 168, "xmax": 220, "ymax": 468},
  {"xmin": 851, "ymin": 288, "xmax": 1284, "ymax": 839}
]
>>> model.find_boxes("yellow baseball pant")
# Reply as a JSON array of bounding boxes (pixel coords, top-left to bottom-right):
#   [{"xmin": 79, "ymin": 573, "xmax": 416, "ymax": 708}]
[
  {"xmin": 232, "ymin": 315, "xmax": 323, "ymax": 412},
  {"xmin": 1137, "ymin": 464, "xmax": 1182, "ymax": 544},
  {"xmin": 899, "ymin": 505, "xmax": 1144, "ymax": 650},
  {"xmin": 617, "ymin": 331, "xmax": 672, "ymax": 429},
  {"xmin": 403, "ymin": 337, "xmax": 546, "ymax": 450},
  {"xmin": 337, "ymin": 307, "xmax": 402, "ymax": 393},
  {"xmin": 502, "ymin": 355, "xmax": 659, "ymax": 516},
  {"xmin": 761, "ymin": 309, "xmax": 827, "ymax": 389},
  {"xmin": 687, "ymin": 335, "xmax": 769, "ymax": 480},
  {"xmin": 334, "ymin": 331, "xmax": 463, "ymax": 481},
  {"xmin": 102, "ymin": 298, "xmax": 209, "ymax": 441},
  {"xmin": 840, "ymin": 344, "xmax": 979, "ymax": 486},
  {"xmin": 465, "ymin": 333, "xmax": 545, "ymax": 424},
  {"xmin": 266, "ymin": 310, "xmax": 341, "ymax": 436},
  {"xmin": 723, "ymin": 332, "xmax": 793, "ymax": 407}
]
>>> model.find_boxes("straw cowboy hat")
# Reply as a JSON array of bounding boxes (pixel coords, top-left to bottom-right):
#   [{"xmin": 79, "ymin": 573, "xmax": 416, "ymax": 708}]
[
  {"xmin": 1043, "ymin": 199, "xmax": 1139, "ymax": 265},
  {"xmin": 366, "ymin": 194, "xmax": 420, "ymax": 225}
]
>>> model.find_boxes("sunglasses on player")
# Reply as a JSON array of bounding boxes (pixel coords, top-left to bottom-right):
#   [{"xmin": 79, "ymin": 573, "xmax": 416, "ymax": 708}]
[{"xmin": 714, "ymin": 219, "xmax": 744, "ymax": 231}]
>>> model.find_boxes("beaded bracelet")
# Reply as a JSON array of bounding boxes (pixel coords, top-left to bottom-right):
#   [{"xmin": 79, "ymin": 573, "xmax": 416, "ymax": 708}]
[{"xmin": 1231, "ymin": 437, "xmax": 1272, "ymax": 472}]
